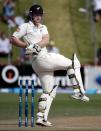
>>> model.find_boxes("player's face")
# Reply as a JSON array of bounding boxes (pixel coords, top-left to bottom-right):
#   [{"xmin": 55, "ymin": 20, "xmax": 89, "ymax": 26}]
[{"xmin": 32, "ymin": 14, "xmax": 43, "ymax": 25}]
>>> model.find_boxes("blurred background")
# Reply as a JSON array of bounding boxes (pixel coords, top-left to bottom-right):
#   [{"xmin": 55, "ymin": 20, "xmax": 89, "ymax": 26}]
[
  {"xmin": 0, "ymin": 0, "xmax": 101, "ymax": 130},
  {"xmin": 0, "ymin": 0, "xmax": 101, "ymax": 94}
]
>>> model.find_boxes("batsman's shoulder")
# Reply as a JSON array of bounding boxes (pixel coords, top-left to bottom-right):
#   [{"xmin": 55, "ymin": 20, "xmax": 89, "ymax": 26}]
[
  {"xmin": 40, "ymin": 24, "xmax": 47, "ymax": 29},
  {"xmin": 18, "ymin": 22, "xmax": 28, "ymax": 29}
]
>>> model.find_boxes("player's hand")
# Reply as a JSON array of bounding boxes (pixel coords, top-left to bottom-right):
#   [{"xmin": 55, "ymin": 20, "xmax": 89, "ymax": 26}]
[{"xmin": 25, "ymin": 44, "xmax": 41, "ymax": 55}]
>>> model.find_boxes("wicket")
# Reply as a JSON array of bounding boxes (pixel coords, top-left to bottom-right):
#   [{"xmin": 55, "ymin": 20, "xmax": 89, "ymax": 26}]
[
  {"xmin": 18, "ymin": 80, "xmax": 35, "ymax": 127},
  {"xmin": 18, "ymin": 79, "xmax": 22, "ymax": 127}
]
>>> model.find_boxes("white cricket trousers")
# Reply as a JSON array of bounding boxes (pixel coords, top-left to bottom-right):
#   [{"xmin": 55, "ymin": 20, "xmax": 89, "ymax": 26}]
[{"xmin": 32, "ymin": 51, "xmax": 72, "ymax": 93}]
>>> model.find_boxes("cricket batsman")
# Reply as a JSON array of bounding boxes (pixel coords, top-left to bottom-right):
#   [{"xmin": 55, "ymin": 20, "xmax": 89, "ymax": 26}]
[{"xmin": 10, "ymin": 4, "xmax": 89, "ymax": 127}]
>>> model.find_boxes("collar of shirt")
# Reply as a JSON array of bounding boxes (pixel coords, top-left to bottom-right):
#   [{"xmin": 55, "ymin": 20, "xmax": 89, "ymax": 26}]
[{"xmin": 29, "ymin": 21, "xmax": 42, "ymax": 28}]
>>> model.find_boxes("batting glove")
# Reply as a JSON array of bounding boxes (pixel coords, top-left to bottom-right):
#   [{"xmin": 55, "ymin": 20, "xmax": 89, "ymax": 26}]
[{"xmin": 25, "ymin": 44, "xmax": 41, "ymax": 55}]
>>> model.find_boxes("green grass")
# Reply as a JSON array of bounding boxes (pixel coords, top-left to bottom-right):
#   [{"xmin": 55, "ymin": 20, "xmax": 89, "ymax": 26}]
[
  {"xmin": 0, "ymin": 93, "xmax": 101, "ymax": 131},
  {"xmin": 0, "ymin": 93, "xmax": 101, "ymax": 120}
]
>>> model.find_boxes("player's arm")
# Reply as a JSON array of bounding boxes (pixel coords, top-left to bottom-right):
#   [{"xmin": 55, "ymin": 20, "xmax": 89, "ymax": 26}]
[
  {"xmin": 24, "ymin": 34, "xmax": 49, "ymax": 55},
  {"xmin": 38, "ymin": 34, "xmax": 49, "ymax": 48},
  {"xmin": 10, "ymin": 36, "xmax": 27, "ymax": 48},
  {"xmin": 10, "ymin": 24, "xmax": 28, "ymax": 48},
  {"xmin": 38, "ymin": 25, "xmax": 49, "ymax": 48}
]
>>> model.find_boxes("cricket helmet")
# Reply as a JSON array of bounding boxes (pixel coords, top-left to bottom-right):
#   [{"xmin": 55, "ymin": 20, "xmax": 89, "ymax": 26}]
[{"xmin": 29, "ymin": 4, "xmax": 43, "ymax": 18}]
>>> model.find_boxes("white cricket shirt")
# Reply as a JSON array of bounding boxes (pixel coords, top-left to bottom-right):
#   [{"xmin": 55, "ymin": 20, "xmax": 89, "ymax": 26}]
[{"xmin": 13, "ymin": 21, "xmax": 49, "ymax": 52}]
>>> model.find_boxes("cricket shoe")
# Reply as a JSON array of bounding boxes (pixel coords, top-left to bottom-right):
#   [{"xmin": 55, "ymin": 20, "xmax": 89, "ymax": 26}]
[
  {"xmin": 72, "ymin": 93, "xmax": 90, "ymax": 102},
  {"xmin": 81, "ymin": 95, "xmax": 90, "ymax": 102},
  {"xmin": 36, "ymin": 119, "xmax": 52, "ymax": 127}
]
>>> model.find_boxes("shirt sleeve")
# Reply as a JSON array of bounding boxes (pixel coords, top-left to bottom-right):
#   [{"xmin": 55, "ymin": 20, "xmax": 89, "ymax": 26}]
[
  {"xmin": 12, "ymin": 23, "xmax": 27, "ymax": 38},
  {"xmin": 41, "ymin": 25, "xmax": 49, "ymax": 36}
]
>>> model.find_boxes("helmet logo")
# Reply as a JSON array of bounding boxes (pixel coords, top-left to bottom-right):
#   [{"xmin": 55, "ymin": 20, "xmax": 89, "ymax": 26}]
[{"xmin": 37, "ymin": 7, "xmax": 40, "ymax": 10}]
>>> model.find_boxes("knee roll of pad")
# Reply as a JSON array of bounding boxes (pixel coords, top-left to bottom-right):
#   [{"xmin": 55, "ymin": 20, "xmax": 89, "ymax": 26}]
[
  {"xmin": 67, "ymin": 66, "xmax": 79, "ymax": 86},
  {"xmin": 38, "ymin": 93, "xmax": 49, "ymax": 113}
]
